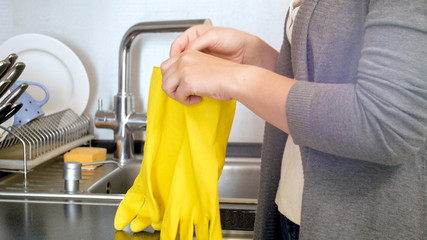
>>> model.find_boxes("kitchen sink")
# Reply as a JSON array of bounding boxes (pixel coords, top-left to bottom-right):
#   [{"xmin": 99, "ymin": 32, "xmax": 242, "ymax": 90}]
[
  {"xmin": 0, "ymin": 154, "xmax": 260, "ymax": 234},
  {"xmin": 0, "ymin": 155, "xmax": 260, "ymax": 203},
  {"xmin": 87, "ymin": 157, "xmax": 260, "ymax": 201},
  {"xmin": 88, "ymin": 162, "xmax": 138, "ymax": 195}
]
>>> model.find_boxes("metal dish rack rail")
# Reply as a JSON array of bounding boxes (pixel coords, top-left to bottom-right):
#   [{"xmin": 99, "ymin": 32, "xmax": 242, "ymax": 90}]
[{"xmin": 0, "ymin": 109, "xmax": 94, "ymax": 185}]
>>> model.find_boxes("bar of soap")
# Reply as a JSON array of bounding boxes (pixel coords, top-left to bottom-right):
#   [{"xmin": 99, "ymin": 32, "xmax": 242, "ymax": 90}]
[{"xmin": 64, "ymin": 147, "xmax": 107, "ymax": 170}]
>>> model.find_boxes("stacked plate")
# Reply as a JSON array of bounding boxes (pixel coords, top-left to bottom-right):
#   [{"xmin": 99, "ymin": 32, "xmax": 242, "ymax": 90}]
[{"xmin": 0, "ymin": 33, "xmax": 90, "ymax": 126}]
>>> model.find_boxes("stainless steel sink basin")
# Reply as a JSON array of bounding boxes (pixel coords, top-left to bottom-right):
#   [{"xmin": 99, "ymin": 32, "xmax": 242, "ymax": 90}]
[
  {"xmin": 88, "ymin": 162, "xmax": 139, "ymax": 195},
  {"xmin": 88, "ymin": 157, "xmax": 260, "ymax": 201},
  {"xmin": 0, "ymin": 154, "xmax": 260, "ymax": 233}
]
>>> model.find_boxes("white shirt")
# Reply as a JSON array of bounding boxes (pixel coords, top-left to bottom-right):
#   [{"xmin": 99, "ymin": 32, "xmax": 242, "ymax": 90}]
[
  {"xmin": 275, "ymin": 0, "xmax": 304, "ymax": 226},
  {"xmin": 285, "ymin": 0, "xmax": 303, "ymax": 47}
]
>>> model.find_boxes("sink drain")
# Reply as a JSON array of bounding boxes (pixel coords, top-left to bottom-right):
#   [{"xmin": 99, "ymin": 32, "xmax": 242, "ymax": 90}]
[{"xmin": 106, "ymin": 181, "xmax": 112, "ymax": 194}]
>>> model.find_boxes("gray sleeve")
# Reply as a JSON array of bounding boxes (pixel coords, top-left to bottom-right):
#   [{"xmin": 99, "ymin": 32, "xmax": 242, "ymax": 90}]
[{"xmin": 287, "ymin": 0, "xmax": 427, "ymax": 166}]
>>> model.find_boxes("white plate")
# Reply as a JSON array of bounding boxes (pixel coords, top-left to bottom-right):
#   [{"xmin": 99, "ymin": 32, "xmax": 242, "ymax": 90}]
[{"xmin": 0, "ymin": 33, "xmax": 89, "ymax": 116}]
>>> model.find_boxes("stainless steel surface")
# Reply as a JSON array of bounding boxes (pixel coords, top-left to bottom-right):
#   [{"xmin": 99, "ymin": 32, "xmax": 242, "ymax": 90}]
[
  {"xmin": 82, "ymin": 160, "xmax": 123, "ymax": 169},
  {"xmin": 0, "ymin": 62, "xmax": 25, "ymax": 99},
  {"xmin": 0, "ymin": 82, "xmax": 28, "ymax": 106},
  {"xmin": 0, "ymin": 60, "xmax": 10, "ymax": 77},
  {"xmin": 63, "ymin": 160, "xmax": 123, "ymax": 193},
  {"xmin": 0, "ymin": 155, "xmax": 259, "ymax": 206},
  {"xmin": 0, "ymin": 79, "xmax": 11, "ymax": 96},
  {"xmin": 0, "ymin": 62, "xmax": 25, "ymax": 88},
  {"xmin": 88, "ymin": 157, "xmax": 260, "ymax": 202},
  {"xmin": 95, "ymin": 19, "xmax": 211, "ymax": 164},
  {"xmin": 5, "ymin": 53, "xmax": 18, "ymax": 67},
  {"xmin": 0, "ymin": 81, "xmax": 27, "ymax": 125},
  {"xmin": 0, "ymin": 156, "xmax": 118, "ymax": 194},
  {"xmin": 63, "ymin": 162, "xmax": 82, "ymax": 193},
  {"xmin": 0, "ymin": 199, "xmax": 253, "ymax": 239},
  {"xmin": 0, "ymin": 102, "xmax": 23, "ymax": 124},
  {"xmin": 0, "ymin": 103, "xmax": 12, "ymax": 120},
  {"xmin": 0, "ymin": 153, "xmax": 259, "ymax": 237}
]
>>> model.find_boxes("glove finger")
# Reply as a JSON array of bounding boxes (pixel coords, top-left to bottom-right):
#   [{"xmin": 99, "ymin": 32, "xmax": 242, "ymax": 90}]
[
  {"xmin": 208, "ymin": 216, "xmax": 223, "ymax": 240},
  {"xmin": 195, "ymin": 217, "xmax": 209, "ymax": 240},
  {"xmin": 160, "ymin": 147, "xmax": 188, "ymax": 239},
  {"xmin": 179, "ymin": 214, "xmax": 194, "ymax": 240},
  {"xmin": 160, "ymin": 199, "xmax": 182, "ymax": 240},
  {"xmin": 130, "ymin": 214, "xmax": 152, "ymax": 232},
  {"xmin": 114, "ymin": 192, "xmax": 146, "ymax": 230},
  {"xmin": 160, "ymin": 210, "xmax": 180, "ymax": 240}
]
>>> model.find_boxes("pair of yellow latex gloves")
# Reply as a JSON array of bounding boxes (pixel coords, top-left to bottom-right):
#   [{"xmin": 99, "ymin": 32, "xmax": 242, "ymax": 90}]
[{"xmin": 114, "ymin": 67, "xmax": 236, "ymax": 239}]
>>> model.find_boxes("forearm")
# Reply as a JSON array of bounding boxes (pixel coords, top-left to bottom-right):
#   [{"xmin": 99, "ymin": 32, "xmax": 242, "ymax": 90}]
[
  {"xmin": 243, "ymin": 36, "xmax": 279, "ymax": 71},
  {"xmin": 230, "ymin": 65, "xmax": 296, "ymax": 133}
]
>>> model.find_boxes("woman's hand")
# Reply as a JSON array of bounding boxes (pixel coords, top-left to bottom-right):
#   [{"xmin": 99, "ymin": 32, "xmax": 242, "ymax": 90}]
[
  {"xmin": 161, "ymin": 25, "xmax": 280, "ymax": 105},
  {"xmin": 161, "ymin": 25, "xmax": 296, "ymax": 133},
  {"xmin": 169, "ymin": 25, "xmax": 279, "ymax": 71},
  {"xmin": 161, "ymin": 49, "xmax": 295, "ymax": 133},
  {"xmin": 161, "ymin": 50, "xmax": 242, "ymax": 105}
]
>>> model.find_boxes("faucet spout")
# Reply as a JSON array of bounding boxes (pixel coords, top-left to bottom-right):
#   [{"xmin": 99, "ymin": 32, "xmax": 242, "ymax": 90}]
[
  {"xmin": 95, "ymin": 19, "xmax": 212, "ymax": 165},
  {"xmin": 118, "ymin": 19, "xmax": 212, "ymax": 95}
]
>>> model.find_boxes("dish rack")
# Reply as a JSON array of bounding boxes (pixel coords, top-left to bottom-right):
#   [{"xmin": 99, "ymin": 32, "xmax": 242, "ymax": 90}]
[{"xmin": 0, "ymin": 109, "xmax": 93, "ymax": 175}]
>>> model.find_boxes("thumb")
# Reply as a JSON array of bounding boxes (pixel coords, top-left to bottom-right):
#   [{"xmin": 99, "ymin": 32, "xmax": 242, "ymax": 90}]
[{"xmin": 170, "ymin": 25, "xmax": 213, "ymax": 57}]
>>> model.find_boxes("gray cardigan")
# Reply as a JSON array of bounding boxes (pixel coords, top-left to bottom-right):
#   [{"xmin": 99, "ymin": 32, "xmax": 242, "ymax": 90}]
[{"xmin": 254, "ymin": 0, "xmax": 427, "ymax": 239}]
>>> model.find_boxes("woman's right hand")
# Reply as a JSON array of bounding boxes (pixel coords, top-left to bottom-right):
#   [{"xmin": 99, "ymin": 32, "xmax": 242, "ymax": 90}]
[
  {"xmin": 169, "ymin": 25, "xmax": 279, "ymax": 71},
  {"xmin": 162, "ymin": 25, "xmax": 295, "ymax": 133}
]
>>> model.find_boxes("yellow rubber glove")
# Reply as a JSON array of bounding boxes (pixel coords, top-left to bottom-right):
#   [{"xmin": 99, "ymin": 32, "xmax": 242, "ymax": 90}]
[
  {"xmin": 114, "ymin": 67, "xmax": 236, "ymax": 239},
  {"xmin": 160, "ymin": 84, "xmax": 235, "ymax": 240},
  {"xmin": 114, "ymin": 67, "xmax": 187, "ymax": 232}
]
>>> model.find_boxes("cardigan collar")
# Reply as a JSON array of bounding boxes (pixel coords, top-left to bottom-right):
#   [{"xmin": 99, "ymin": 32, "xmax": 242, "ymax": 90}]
[{"xmin": 291, "ymin": 0, "xmax": 318, "ymax": 82}]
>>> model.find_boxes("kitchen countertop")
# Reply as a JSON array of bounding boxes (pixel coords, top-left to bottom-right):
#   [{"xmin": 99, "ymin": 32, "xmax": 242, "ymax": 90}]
[
  {"xmin": 0, "ymin": 141, "xmax": 259, "ymax": 239},
  {"xmin": 0, "ymin": 198, "xmax": 119, "ymax": 240},
  {"xmin": 0, "ymin": 197, "xmax": 254, "ymax": 240}
]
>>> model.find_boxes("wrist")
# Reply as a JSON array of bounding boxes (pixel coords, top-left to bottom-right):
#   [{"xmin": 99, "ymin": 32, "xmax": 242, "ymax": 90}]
[
  {"xmin": 229, "ymin": 65, "xmax": 295, "ymax": 133},
  {"xmin": 229, "ymin": 64, "xmax": 261, "ymax": 102},
  {"xmin": 245, "ymin": 36, "xmax": 279, "ymax": 70}
]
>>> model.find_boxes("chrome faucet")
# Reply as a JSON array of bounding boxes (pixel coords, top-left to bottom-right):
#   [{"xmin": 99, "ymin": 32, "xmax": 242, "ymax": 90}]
[
  {"xmin": 95, "ymin": 19, "xmax": 212, "ymax": 165},
  {"xmin": 63, "ymin": 161, "xmax": 122, "ymax": 193}
]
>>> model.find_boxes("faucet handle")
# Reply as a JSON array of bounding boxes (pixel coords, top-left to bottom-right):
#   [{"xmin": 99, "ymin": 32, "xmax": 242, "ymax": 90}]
[{"xmin": 94, "ymin": 98, "xmax": 117, "ymax": 129}]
